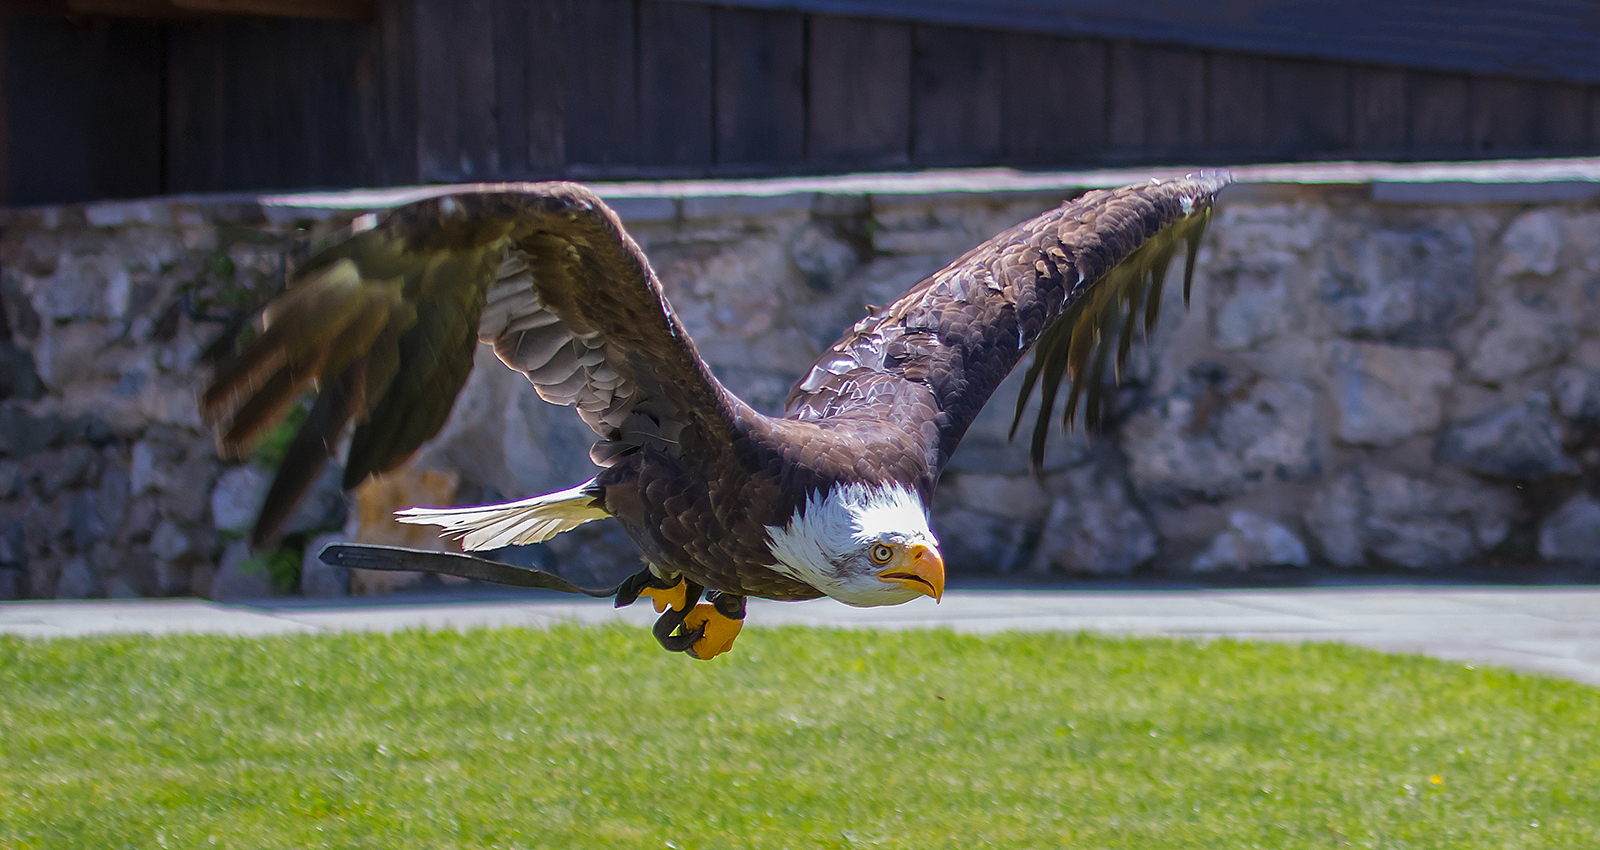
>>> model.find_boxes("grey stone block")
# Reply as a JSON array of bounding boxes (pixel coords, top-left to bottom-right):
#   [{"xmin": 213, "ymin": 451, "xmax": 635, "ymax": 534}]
[
  {"xmin": 281, "ymin": 463, "xmax": 348, "ymax": 537},
  {"xmin": 603, "ymin": 196, "xmax": 678, "ymax": 223},
  {"xmin": 1192, "ymin": 512, "xmax": 1309, "ymax": 571},
  {"xmin": 1328, "ymin": 341, "xmax": 1454, "ymax": 447},
  {"xmin": 790, "ymin": 225, "xmax": 859, "ymax": 293},
  {"xmin": 0, "ymin": 460, "xmax": 17, "ymax": 499},
  {"xmin": 1372, "ymin": 180, "xmax": 1600, "ymax": 205},
  {"xmin": 943, "ymin": 368, "xmax": 1099, "ymax": 475},
  {"xmin": 1539, "ymin": 494, "xmax": 1600, "ymax": 566},
  {"xmin": 0, "ymin": 522, "xmax": 23, "ymax": 567},
  {"xmin": 67, "ymin": 490, "xmax": 103, "ymax": 551},
  {"xmin": 104, "ymin": 575, "xmax": 142, "ymax": 598},
  {"xmin": 1029, "ymin": 462, "xmax": 1158, "ymax": 576},
  {"xmin": 1125, "ymin": 377, "xmax": 1318, "ymax": 502},
  {"xmin": 1319, "ymin": 222, "xmax": 1475, "ymax": 344},
  {"xmin": 164, "ymin": 455, "xmax": 219, "ymax": 525},
  {"xmin": 1460, "ymin": 295, "xmax": 1576, "ymax": 383},
  {"xmin": 210, "ymin": 466, "xmax": 269, "ymax": 533},
  {"xmin": 540, "ymin": 520, "xmax": 643, "ymax": 591},
  {"xmin": 0, "ymin": 404, "xmax": 64, "ymax": 459},
  {"xmin": 209, "ymin": 540, "xmax": 274, "ymax": 601},
  {"xmin": 1438, "ymin": 393, "xmax": 1579, "ymax": 480},
  {"xmin": 42, "ymin": 445, "xmax": 101, "ymax": 497},
  {"xmin": 1308, "ymin": 466, "xmax": 1518, "ymax": 570},
  {"xmin": 931, "ymin": 505, "xmax": 1034, "ymax": 575},
  {"xmin": 1553, "ymin": 366, "xmax": 1600, "ymax": 423},
  {"xmin": 0, "ymin": 341, "xmax": 43, "ymax": 401},
  {"xmin": 55, "ymin": 556, "xmax": 96, "ymax": 599},
  {"xmin": 149, "ymin": 521, "xmax": 193, "ymax": 561},
  {"xmin": 1496, "ymin": 209, "xmax": 1563, "ymax": 277},
  {"xmin": 97, "ymin": 463, "xmax": 130, "ymax": 540},
  {"xmin": 1307, "ymin": 472, "xmax": 1366, "ymax": 568},
  {"xmin": 679, "ymin": 192, "xmax": 810, "ymax": 220}
]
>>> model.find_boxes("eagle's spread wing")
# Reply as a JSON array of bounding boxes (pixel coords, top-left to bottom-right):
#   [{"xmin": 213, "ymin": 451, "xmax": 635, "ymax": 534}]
[
  {"xmin": 784, "ymin": 173, "xmax": 1228, "ymax": 474},
  {"xmin": 203, "ymin": 183, "xmax": 742, "ymax": 546}
]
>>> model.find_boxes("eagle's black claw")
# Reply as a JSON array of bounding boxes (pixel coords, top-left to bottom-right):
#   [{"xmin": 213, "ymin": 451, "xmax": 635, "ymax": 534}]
[
  {"xmin": 682, "ymin": 592, "xmax": 745, "ymax": 660},
  {"xmin": 652, "ymin": 607, "xmax": 704, "ymax": 653},
  {"xmin": 626, "ymin": 575, "xmax": 716, "ymax": 655}
]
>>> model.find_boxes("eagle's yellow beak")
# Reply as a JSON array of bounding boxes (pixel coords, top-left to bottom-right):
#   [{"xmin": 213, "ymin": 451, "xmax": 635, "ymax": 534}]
[{"xmin": 878, "ymin": 543, "xmax": 945, "ymax": 602}]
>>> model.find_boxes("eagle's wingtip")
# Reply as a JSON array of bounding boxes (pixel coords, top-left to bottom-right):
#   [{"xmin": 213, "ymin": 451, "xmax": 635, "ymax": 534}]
[{"xmin": 1186, "ymin": 169, "xmax": 1235, "ymax": 194}]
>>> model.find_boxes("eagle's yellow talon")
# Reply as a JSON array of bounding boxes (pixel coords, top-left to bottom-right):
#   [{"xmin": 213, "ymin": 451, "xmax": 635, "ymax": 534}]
[
  {"xmin": 641, "ymin": 579, "xmax": 689, "ymax": 613},
  {"xmin": 682, "ymin": 604, "xmax": 743, "ymax": 661}
]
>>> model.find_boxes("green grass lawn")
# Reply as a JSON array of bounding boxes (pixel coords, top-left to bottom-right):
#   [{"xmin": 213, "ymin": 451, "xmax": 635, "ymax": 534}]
[{"xmin": 3, "ymin": 625, "xmax": 1598, "ymax": 849}]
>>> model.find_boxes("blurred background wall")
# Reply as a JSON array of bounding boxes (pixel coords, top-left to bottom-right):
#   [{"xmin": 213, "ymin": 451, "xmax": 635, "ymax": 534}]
[{"xmin": 3, "ymin": 166, "xmax": 1599, "ymax": 599}]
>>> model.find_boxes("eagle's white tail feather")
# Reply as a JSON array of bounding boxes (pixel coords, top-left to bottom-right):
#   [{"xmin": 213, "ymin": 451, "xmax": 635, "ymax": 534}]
[{"xmin": 395, "ymin": 479, "xmax": 607, "ymax": 551}]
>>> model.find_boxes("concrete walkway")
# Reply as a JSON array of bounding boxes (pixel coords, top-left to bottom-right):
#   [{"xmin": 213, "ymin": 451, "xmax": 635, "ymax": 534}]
[{"xmin": 4, "ymin": 586, "xmax": 1599, "ymax": 687}]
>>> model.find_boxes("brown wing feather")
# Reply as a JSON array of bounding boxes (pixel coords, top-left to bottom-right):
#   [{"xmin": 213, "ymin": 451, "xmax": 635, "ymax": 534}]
[
  {"xmin": 204, "ymin": 182, "xmax": 745, "ymax": 547},
  {"xmin": 784, "ymin": 172, "xmax": 1228, "ymax": 477}
]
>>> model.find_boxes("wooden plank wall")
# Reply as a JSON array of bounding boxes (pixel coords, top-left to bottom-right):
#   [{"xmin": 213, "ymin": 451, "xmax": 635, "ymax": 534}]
[
  {"xmin": 6, "ymin": 0, "xmax": 1600, "ymax": 205},
  {"xmin": 4, "ymin": 17, "xmax": 164, "ymax": 203}
]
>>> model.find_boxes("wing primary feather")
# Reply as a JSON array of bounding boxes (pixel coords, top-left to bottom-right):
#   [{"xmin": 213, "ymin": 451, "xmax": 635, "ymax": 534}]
[
  {"xmin": 359, "ymin": 306, "xmax": 409, "ymax": 415},
  {"xmin": 203, "ymin": 259, "xmax": 370, "ymax": 422},
  {"xmin": 1059, "ymin": 286, "xmax": 1102, "ymax": 414},
  {"xmin": 1060, "ymin": 317, "xmax": 1100, "ymax": 432},
  {"xmin": 1181, "ymin": 211, "xmax": 1208, "ymax": 306},
  {"xmin": 1114, "ymin": 269, "xmax": 1145, "ymax": 380},
  {"xmin": 1027, "ymin": 330, "xmax": 1071, "ymax": 473},
  {"xmin": 343, "ymin": 413, "xmax": 402, "ymax": 491},
  {"xmin": 251, "ymin": 366, "xmax": 361, "ymax": 548},
  {"xmin": 1007, "ymin": 335, "xmax": 1048, "ymax": 442},
  {"xmin": 343, "ymin": 295, "xmax": 481, "ymax": 488},
  {"xmin": 201, "ymin": 345, "xmax": 285, "ymax": 425},
  {"xmin": 1034, "ymin": 179, "xmax": 1225, "ymax": 468},
  {"xmin": 1142, "ymin": 249, "xmax": 1173, "ymax": 338},
  {"xmin": 1078, "ymin": 305, "xmax": 1121, "ymax": 432},
  {"xmin": 217, "ymin": 356, "xmax": 326, "ymax": 454},
  {"xmin": 379, "ymin": 351, "xmax": 473, "ymax": 472}
]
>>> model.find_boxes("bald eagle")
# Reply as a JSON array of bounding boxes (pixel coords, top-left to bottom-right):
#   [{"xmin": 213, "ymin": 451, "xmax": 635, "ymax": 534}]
[{"xmin": 203, "ymin": 174, "xmax": 1227, "ymax": 659}]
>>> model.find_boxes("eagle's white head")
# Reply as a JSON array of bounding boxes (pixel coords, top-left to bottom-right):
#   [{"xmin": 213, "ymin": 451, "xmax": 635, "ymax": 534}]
[{"xmin": 765, "ymin": 482, "xmax": 945, "ymax": 607}]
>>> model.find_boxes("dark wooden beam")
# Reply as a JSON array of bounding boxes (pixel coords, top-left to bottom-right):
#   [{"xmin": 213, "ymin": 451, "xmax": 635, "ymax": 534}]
[
  {"xmin": 1000, "ymin": 33, "xmax": 1105, "ymax": 165},
  {"xmin": 55, "ymin": 0, "xmax": 373, "ymax": 19},
  {"xmin": 0, "ymin": 14, "xmax": 8, "ymax": 206},
  {"xmin": 563, "ymin": 0, "xmax": 639, "ymax": 172},
  {"xmin": 662, "ymin": 0, "xmax": 1600, "ymax": 85},
  {"xmin": 1108, "ymin": 40, "xmax": 1205, "ymax": 160},
  {"xmin": 807, "ymin": 15, "xmax": 913, "ymax": 169},
  {"xmin": 912, "ymin": 24, "xmax": 1003, "ymax": 167},
  {"xmin": 713, "ymin": 6, "xmax": 804, "ymax": 167},
  {"xmin": 638, "ymin": 1, "xmax": 714, "ymax": 168}
]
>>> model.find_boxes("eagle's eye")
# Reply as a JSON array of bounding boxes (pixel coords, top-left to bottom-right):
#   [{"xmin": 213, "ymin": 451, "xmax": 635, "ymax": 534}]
[{"xmin": 870, "ymin": 543, "xmax": 895, "ymax": 564}]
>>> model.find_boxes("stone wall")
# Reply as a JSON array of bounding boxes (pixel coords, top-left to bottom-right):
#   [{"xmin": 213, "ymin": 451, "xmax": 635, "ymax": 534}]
[{"xmin": 2, "ymin": 164, "xmax": 1598, "ymax": 600}]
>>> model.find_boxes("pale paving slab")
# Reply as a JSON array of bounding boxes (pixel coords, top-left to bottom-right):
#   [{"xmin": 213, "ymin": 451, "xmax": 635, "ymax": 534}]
[
  {"xmin": 270, "ymin": 601, "xmax": 660, "ymax": 634},
  {"xmin": 2, "ymin": 587, "xmax": 1598, "ymax": 686},
  {"xmin": 0, "ymin": 600, "xmax": 320, "ymax": 639}
]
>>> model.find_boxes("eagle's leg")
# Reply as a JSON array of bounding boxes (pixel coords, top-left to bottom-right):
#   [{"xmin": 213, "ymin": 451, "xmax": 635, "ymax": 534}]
[
  {"xmin": 682, "ymin": 591, "xmax": 745, "ymax": 661},
  {"xmin": 613, "ymin": 569, "xmax": 740, "ymax": 658},
  {"xmin": 613, "ymin": 568, "xmax": 681, "ymax": 609}
]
